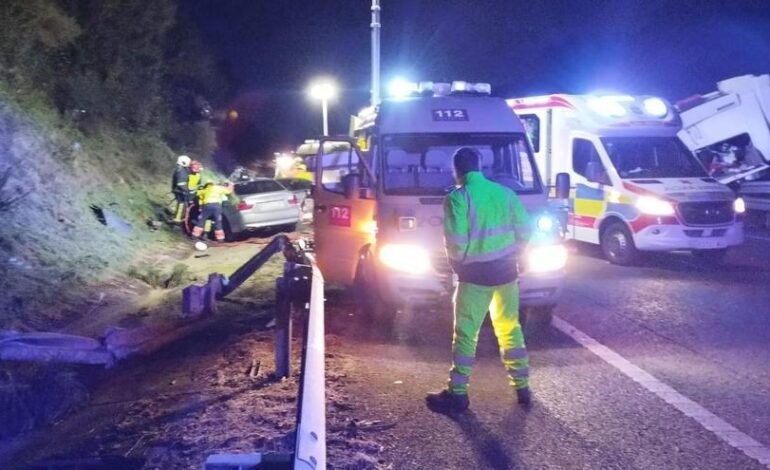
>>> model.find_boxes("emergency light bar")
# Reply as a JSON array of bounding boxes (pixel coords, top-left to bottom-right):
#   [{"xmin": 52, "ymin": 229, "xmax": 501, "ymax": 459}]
[
  {"xmin": 586, "ymin": 95, "xmax": 670, "ymax": 119},
  {"xmin": 387, "ymin": 79, "xmax": 492, "ymax": 98}
]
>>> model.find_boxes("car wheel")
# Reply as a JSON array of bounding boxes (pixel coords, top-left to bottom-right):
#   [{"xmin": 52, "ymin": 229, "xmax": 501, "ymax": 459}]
[
  {"xmin": 520, "ymin": 305, "xmax": 554, "ymax": 337},
  {"xmin": 601, "ymin": 222, "xmax": 639, "ymax": 265},
  {"xmin": 691, "ymin": 248, "xmax": 727, "ymax": 265},
  {"xmin": 222, "ymin": 217, "xmax": 240, "ymax": 242}
]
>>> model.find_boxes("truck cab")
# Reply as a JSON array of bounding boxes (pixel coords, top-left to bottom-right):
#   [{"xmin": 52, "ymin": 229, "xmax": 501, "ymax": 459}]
[
  {"xmin": 510, "ymin": 94, "xmax": 745, "ymax": 265},
  {"xmin": 312, "ymin": 81, "xmax": 568, "ymax": 326},
  {"xmin": 677, "ymin": 74, "xmax": 770, "ymax": 219}
]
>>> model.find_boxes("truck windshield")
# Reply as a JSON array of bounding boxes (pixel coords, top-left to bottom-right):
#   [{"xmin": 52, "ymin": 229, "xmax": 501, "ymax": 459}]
[
  {"xmin": 381, "ymin": 133, "xmax": 539, "ymax": 195},
  {"xmin": 602, "ymin": 137, "xmax": 708, "ymax": 179}
]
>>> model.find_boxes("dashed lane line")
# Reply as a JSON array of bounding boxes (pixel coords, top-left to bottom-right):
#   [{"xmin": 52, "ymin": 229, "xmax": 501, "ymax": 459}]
[
  {"xmin": 552, "ymin": 316, "xmax": 770, "ymax": 468},
  {"xmin": 747, "ymin": 234, "xmax": 770, "ymax": 242}
]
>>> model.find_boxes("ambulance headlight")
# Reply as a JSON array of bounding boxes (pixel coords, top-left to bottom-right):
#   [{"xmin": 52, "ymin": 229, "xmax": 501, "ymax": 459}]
[
  {"xmin": 643, "ymin": 97, "xmax": 668, "ymax": 117},
  {"xmin": 379, "ymin": 244, "xmax": 431, "ymax": 274},
  {"xmin": 527, "ymin": 244, "xmax": 568, "ymax": 273},
  {"xmin": 636, "ymin": 196, "xmax": 675, "ymax": 216},
  {"xmin": 536, "ymin": 215, "xmax": 555, "ymax": 232},
  {"xmin": 734, "ymin": 197, "xmax": 746, "ymax": 214}
]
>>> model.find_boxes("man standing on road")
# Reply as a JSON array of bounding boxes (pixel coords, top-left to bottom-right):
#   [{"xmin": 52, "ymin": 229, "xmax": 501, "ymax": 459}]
[
  {"xmin": 426, "ymin": 147, "xmax": 532, "ymax": 415},
  {"xmin": 171, "ymin": 155, "xmax": 191, "ymax": 223}
]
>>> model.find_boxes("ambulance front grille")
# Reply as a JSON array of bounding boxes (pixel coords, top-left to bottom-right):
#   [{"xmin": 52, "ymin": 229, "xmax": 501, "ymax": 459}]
[{"xmin": 676, "ymin": 201, "xmax": 733, "ymax": 226}]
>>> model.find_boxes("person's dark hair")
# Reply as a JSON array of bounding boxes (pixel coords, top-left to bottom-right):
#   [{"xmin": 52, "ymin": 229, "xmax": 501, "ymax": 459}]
[{"xmin": 453, "ymin": 147, "xmax": 481, "ymax": 176}]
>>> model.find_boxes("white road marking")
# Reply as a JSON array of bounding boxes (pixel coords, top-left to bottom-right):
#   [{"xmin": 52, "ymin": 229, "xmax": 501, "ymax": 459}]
[
  {"xmin": 552, "ymin": 316, "xmax": 770, "ymax": 468},
  {"xmin": 747, "ymin": 234, "xmax": 770, "ymax": 242}
]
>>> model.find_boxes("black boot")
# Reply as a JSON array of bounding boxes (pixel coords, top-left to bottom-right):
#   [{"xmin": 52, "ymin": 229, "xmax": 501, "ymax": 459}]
[
  {"xmin": 516, "ymin": 387, "xmax": 532, "ymax": 406},
  {"xmin": 426, "ymin": 389, "xmax": 470, "ymax": 415}
]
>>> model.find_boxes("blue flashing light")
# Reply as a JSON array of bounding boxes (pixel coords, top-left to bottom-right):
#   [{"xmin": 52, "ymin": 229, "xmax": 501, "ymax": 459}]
[
  {"xmin": 388, "ymin": 78, "xmax": 418, "ymax": 98},
  {"xmin": 643, "ymin": 97, "xmax": 668, "ymax": 117}
]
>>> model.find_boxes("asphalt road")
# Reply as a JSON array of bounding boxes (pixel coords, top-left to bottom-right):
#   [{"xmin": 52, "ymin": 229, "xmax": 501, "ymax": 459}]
[{"xmin": 326, "ymin": 233, "xmax": 770, "ymax": 469}]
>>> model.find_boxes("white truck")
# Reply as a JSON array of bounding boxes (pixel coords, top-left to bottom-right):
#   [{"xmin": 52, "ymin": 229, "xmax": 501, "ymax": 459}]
[
  {"xmin": 509, "ymin": 93, "xmax": 745, "ymax": 265},
  {"xmin": 677, "ymin": 74, "xmax": 770, "ymax": 224},
  {"xmin": 311, "ymin": 81, "xmax": 570, "ymax": 329}
]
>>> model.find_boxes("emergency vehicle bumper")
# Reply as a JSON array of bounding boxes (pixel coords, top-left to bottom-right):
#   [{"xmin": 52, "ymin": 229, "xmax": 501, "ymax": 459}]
[
  {"xmin": 376, "ymin": 268, "xmax": 563, "ymax": 308},
  {"xmin": 633, "ymin": 221, "xmax": 744, "ymax": 251}
]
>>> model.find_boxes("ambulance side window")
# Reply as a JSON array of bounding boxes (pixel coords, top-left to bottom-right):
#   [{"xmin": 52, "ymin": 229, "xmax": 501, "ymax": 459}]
[
  {"xmin": 573, "ymin": 139, "xmax": 609, "ymax": 185},
  {"xmin": 519, "ymin": 114, "xmax": 540, "ymax": 152}
]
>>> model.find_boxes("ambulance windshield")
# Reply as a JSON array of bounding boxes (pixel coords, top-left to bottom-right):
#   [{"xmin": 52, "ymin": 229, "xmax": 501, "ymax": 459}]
[
  {"xmin": 603, "ymin": 137, "xmax": 708, "ymax": 179},
  {"xmin": 381, "ymin": 133, "xmax": 539, "ymax": 196}
]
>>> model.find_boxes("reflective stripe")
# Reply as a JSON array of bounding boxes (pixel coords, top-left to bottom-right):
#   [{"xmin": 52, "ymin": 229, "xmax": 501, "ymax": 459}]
[
  {"xmin": 461, "ymin": 243, "xmax": 519, "ymax": 264},
  {"xmin": 453, "ymin": 353, "xmax": 475, "ymax": 368},
  {"xmin": 445, "ymin": 223, "xmax": 518, "ymax": 244},
  {"xmin": 450, "ymin": 371, "xmax": 470, "ymax": 385},
  {"xmin": 508, "ymin": 367, "xmax": 530, "ymax": 378},
  {"xmin": 502, "ymin": 347, "xmax": 528, "ymax": 361}
]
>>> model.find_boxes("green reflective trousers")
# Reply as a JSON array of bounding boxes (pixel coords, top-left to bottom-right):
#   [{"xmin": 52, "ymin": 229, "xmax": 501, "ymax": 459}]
[{"xmin": 448, "ymin": 280, "xmax": 529, "ymax": 394}]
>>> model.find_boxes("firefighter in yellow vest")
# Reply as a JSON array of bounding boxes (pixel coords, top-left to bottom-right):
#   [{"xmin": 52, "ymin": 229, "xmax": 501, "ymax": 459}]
[
  {"xmin": 191, "ymin": 180, "xmax": 233, "ymax": 242},
  {"xmin": 426, "ymin": 147, "xmax": 532, "ymax": 414}
]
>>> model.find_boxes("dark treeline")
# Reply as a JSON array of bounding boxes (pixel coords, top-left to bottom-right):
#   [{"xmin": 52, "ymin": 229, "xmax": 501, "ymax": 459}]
[{"xmin": 0, "ymin": 0, "xmax": 230, "ymax": 157}]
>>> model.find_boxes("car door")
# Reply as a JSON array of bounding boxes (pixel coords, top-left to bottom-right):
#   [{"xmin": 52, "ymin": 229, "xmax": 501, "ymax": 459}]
[
  {"xmin": 570, "ymin": 132, "xmax": 612, "ymax": 243},
  {"xmin": 313, "ymin": 140, "xmax": 376, "ymax": 285}
]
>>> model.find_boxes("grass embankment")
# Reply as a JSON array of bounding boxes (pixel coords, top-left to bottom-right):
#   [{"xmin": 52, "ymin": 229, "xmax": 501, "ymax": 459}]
[{"xmin": 0, "ymin": 86, "xmax": 185, "ymax": 331}]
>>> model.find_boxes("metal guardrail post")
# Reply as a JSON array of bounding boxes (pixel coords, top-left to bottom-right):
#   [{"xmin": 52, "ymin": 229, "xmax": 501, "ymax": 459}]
[{"xmin": 274, "ymin": 264, "xmax": 293, "ymax": 380}]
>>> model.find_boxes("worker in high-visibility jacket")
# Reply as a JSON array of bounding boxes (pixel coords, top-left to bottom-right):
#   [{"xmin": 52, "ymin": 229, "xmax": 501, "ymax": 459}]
[
  {"xmin": 171, "ymin": 155, "xmax": 191, "ymax": 223},
  {"xmin": 191, "ymin": 181, "xmax": 233, "ymax": 242},
  {"xmin": 426, "ymin": 147, "xmax": 532, "ymax": 415}
]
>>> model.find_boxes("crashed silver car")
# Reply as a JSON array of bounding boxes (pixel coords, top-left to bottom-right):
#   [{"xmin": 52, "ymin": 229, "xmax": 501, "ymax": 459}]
[{"xmin": 222, "ymin": 178, "xmax": 300, "ymax": 239}]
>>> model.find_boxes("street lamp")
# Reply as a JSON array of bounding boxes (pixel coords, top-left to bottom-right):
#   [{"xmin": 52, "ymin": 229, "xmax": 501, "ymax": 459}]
[{"xmin": 308, "ymin": 80, "xmax": 337, "ymax": 136}]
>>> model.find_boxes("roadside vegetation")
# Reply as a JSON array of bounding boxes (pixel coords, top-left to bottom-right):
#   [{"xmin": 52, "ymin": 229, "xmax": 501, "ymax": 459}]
[{"xmin": 0, "ymin": 0, "xmax": 229, "ymax": 330}]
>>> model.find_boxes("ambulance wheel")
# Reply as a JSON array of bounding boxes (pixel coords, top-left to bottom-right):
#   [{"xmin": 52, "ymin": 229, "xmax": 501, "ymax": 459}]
[
  {"xmin": 354, "ymin": 259, "xmax": 396, "ymax": 333},
  {"xmin": 521, "ymin": 305, "xmax": 554, "ymax": 336},
  {"xmin": 601, "ymin": 222, "xmax": 639, "ymax": 266},
  {"xmin": 691, "ymin": 248, "xmax": 727, "ymax": 265}
]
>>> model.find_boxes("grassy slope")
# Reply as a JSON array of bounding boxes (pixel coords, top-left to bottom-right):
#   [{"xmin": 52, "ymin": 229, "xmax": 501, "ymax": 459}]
[{"xmin": 0, "ymin": 86, "xmax": 183, "ymax": 330}]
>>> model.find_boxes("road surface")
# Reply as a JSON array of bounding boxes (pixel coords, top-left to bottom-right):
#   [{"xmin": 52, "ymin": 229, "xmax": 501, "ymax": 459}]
[{"xmin": 325, "ymin": 234, "xmax": 770, "ymax": 469}]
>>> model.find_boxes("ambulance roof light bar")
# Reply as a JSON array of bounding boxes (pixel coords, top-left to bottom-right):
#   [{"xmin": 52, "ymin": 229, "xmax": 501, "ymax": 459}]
[{"xmin": 387, "ymin": 79, "xmax": 492, "ymax": 98}]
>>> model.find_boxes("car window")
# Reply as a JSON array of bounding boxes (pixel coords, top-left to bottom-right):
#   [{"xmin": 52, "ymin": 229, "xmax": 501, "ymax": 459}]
[{"xmin": 235, "ymin": 180, "xmax": 285, "ymax": 195}]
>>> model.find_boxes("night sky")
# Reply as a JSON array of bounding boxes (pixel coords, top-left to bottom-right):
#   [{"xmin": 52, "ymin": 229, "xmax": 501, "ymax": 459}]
[{"xmin": 182, "ymin": 0, "xmax": 770, "ymax": 159}]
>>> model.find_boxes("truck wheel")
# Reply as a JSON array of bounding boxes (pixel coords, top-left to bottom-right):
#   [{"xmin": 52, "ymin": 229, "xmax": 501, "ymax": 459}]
[
  {"xmin": 520, "ymin": 305, "xmax": 554, "ymax": 336},
  {"xmin": 601, "ymin": 222, "xmax": 639, "ymax": 266},
  {"xmin": 692, "ymin": 248, "xmax": 727, "ymax": 265}
]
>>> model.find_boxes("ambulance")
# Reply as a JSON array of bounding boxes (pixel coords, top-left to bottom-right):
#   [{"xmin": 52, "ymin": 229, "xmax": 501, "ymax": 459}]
[
  {"xmin": 508, "ymin": 94, "xmax": 745, "ymax": 265},
  {"xmin": 311, "ymin": 81, "xmax": 569, "ymax": 328}
]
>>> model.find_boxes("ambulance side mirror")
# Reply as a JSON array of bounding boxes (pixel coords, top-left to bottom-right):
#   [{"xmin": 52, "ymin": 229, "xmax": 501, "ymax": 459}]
[
  {"xmin": 342, "ymin": 173, "xmax": 361, "ymax": 200},
  {"xmin": 555, "ymin": 172, "xmax": 571, "ymax": 199}
]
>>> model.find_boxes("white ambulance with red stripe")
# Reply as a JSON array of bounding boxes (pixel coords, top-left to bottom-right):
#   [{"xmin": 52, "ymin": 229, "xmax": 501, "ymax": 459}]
[{"xmin": 508, "ymin": 94, "xmax": 745, "ymax": 265}]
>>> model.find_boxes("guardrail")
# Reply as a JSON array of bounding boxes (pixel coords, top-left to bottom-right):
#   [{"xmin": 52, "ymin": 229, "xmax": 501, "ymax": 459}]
[
  {"xmin": 293, "ymin": 254, "xmax": 326, "ymax": 469},
  {"xmin": 203, "ymin": 243, "xmax": 326, "ymax": 469}
]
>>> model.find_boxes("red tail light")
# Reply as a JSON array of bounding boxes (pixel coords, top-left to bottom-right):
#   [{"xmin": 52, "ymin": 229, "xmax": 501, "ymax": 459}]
[
  {"xmin": 288, "ymin": 194, "xmax": 299, "ymax": 205},
  {"xmin": 237, "ymin": 201, "xmax": 253, "ymax": 211}
]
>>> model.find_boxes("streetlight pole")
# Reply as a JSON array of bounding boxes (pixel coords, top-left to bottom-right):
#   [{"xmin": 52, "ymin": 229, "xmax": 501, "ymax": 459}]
[
  {"xmin": 308, "ymin": 80, "xmax": 337, "ymax": 136},
  {"xmin": 371, "ymin": 0, "xmax": 381, "ymax": 106},
  {"xmin": 321, "ymin": 98, "xmax": 329, "ymax": 136}
]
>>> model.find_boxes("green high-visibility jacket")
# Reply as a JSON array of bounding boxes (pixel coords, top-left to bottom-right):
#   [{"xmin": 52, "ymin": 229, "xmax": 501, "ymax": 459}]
[{"xmin": 444, "ymin": 171, "xmax": 531, "ymax": 285}]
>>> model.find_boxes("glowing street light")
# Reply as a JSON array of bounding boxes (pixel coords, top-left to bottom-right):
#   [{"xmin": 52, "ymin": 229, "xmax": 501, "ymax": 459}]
[{"xmin": 308, "ymin": 80, "xmax": 337, "ymax": 136}]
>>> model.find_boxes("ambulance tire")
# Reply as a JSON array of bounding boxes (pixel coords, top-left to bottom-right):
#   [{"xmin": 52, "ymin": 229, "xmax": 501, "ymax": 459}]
[
  {"xmin": 601, "ymin": 222, "xmax": 639, "ymax": 266},
  {"xmin": 520, "ymin": 305, "xmax": 554, "ymax": 336},
  {"xmin": 691, "ymin": 248, "xmax": 727, "ymax": 265},
  {"xmin": 354, "ymin": 258, "xmax": 397, "ymax": 334}
]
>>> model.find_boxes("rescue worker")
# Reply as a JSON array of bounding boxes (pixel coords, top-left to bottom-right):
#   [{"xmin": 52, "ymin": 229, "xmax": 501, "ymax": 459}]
[
  {"xmin": 426, "ymin": 147, "xmax": 532, "ymax": 414},
  {"xmin": 191, "ymin": 180, "xmax": 234, "ymax": 242},
  {"xmin": 188, "ymin": 160, "xmax": 203, "ymax": 198},
  {"xmin": 171, "ymin": 155, "xmax": 191, "ymax": 223}
]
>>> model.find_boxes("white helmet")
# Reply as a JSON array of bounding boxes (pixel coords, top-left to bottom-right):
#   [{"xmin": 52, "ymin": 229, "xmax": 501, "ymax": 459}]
[{"xmin": 177, "ymin": 155, "xmax": 191, "ymax": 167}]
